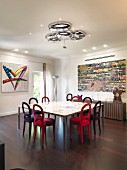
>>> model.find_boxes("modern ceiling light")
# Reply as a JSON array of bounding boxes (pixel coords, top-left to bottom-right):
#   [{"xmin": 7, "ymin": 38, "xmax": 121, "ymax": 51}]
[
  {"xmin": 45, "ymin": 21, "xmax": 87, "ymax": 43},
  {"xmin": 92, "ymin": 46, "xmax": 97, "ymax": 50},
  {"xmin": 48, "ymin": 21, "xmax": 72, "ymax": 32},
  {"xmin": 24, "ymin": 50, "xmax": 28, "ymax": 54},
  {"xmin": 83, "ymin": 49, "xmax": 87, "ymax": 52},
  {"xmin": 45, "ymin": 33, "xmax": 60, "ymax": 42},
  {"xmin": 13, "ymin": 48, "xmax": 19, "ymax": 52},
  {"xmin": 71, "ymin": 30, "xmax": 87, "ymax": 40},
  {"xmin": 103, "ymin": 44, "xmax": 108, "ymax": 48}
]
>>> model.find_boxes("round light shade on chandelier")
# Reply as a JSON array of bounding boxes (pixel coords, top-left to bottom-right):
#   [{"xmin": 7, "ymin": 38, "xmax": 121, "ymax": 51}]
[
  {"xmin": 45, "ymin": 21, "xmax": 87, "ymax": 42},
  {"xmin": 48, "ymin": 21, "xmax": 72, "ymax": 32},
  {"xmin": 71, "ymin": 30, "xmax": 87, "ymax": 40}
]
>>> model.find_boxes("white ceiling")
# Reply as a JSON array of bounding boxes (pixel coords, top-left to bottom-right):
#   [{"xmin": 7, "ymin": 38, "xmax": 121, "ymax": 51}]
[{"xmin": 1, "ymin": 0, "xmax": 127, "ymax": 59}]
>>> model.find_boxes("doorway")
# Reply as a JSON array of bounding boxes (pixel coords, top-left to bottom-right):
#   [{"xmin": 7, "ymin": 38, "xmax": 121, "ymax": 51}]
[{"xmin": 33, "ymin": 71, "xmax": 44, "ymax": 102}]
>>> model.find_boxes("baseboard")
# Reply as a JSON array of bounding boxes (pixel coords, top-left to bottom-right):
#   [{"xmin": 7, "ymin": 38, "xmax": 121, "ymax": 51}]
[{"xmin": 0, "ymin": 111, "xmax": 17, "ymax": 117}]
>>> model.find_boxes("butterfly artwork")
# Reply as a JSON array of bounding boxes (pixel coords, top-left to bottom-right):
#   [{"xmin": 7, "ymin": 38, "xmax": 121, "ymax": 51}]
[{"xmin": 2, "ymin": 62, "xmax": 29, "ymax": 92}]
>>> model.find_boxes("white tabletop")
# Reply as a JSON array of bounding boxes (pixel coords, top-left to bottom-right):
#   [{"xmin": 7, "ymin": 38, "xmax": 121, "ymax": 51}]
[{"xmin": 31, "ymin": 101, "xmax": 95, "ymax": 117}]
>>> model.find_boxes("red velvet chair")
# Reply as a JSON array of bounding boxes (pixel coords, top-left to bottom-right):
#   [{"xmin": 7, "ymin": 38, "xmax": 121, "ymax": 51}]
[
  {"xmin": 42, "ymin": 96, "xmax": 56, "ymax": 119},
  {"xmin": 42, "ymin": 96, "xmax": 51, "ymax": 118},
  {"xmin": 71, "ymin": 96, "xmax": 82, "ymax": 117},
  {"xmin": 42, "ymin": 96, "xmax": 50, "ymax": 103},
  {"xmin": 70, "ymin": 103, "xmax": 91, "ymax": 143},
  {"xmin": 33, "ymin": 104, "xmax": 55, "ymax": 145},
  {"xmin": 70, "ymin": 96, "xmax": 82, "ymax": 102}
]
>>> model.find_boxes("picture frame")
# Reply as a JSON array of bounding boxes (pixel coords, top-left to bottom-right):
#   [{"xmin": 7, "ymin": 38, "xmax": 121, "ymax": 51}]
[{"xmin": 2, "ymin": 62, "xmax": 29, "ymax": 92}]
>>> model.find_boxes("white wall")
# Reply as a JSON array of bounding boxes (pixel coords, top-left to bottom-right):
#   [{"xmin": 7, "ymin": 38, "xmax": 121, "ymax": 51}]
[
  {"xmin": 1, "ymin": 46, "xmax": 127, "ymax": 116},
  {"xmin": 0, "ymin": 50, "xmax": 55, "ymax": 116},
  {"xmin": 55, "ymin": 47, "xmax": 127, "ymax": 103}
]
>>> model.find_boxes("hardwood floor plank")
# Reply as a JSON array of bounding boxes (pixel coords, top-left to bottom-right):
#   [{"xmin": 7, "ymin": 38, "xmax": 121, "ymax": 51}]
[{"xmin": 0, "ymin": 115, "xmax": 127, "ymax": 170}]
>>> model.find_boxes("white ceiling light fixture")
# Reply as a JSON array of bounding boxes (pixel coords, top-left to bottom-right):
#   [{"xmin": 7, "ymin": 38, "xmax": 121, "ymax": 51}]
[
  {"xmin": 92, "ymin": 46, "xmax": 97, "ymax": 50},
  {"xmin": 83, "ymin": 49, "xmax": 87, "ymax": 52},
  {"xmin": 24, "ymin": 50, "xmax": 28, "ymax": 54},
  {"xmin": 45, "ymin": 21, "xmax": 87, "ymax": 43},
  {"xmin": 13, "ymin": 48, "xmax": 19, "ymax": 52},
  {"xmin": 103, "ymin": 44, "xmax": 108, "ymax": 48}
]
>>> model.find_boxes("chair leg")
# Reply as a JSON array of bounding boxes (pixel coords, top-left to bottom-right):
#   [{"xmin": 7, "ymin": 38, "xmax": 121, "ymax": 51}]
[
  {"xmin": 29, "ymin": 123, "xmax": 32, "ymax": 139},
  {"xmin": 98, "ymin": 119, "xmax": 101, "ymax": 134},
  {"xmin": 93, "ymin": 120, "xmax": 96, "ymax": 135},
  {"xmin": 23, "ymin": 121, "xmax": 26, "ymax": 137},
  {"xmin": 80, "ymin": 126, "xmax": 83, "ymax": 143},
  {"xmin": 78, "ymin": 125, "xmax": 80, "ymax": 134},
  {"xmin": 88, "ymin": 124, "xmax": 90, "ymax": 138},
  {"xmin": 48, "ymin": 114, "xmax": 50, "ymax": 118},
  {"xmin": 42, "ymin": 126, "xmax": 45, "ymax": 145},
  {"xmin": 45, "ymin": 127, "xmax": 46, "ymax": 140},
  {"xmin": 33, "ymin": 126, "xmax": 37, "ymax": 142},
  {"xmin": 70, "ymin": 122, "xmax": 72, "ymax": 139}
]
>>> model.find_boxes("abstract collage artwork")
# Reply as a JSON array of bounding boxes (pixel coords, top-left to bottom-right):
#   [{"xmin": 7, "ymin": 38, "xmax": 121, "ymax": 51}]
[
  {"xmin": 78, "ymin": 59, "xmax": 126, "ymax": 92},
  {"xmin": 2, "ymin": 62, "xmax": 29, "ymax": 92}
]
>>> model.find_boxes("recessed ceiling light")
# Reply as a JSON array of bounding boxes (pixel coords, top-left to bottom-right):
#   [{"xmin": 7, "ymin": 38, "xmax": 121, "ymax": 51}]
[
  {"xmin": 13, "ymin": 48, "xmax": 19, "ymax": 52},
  {"xmin": 88, "ymin": 34, "xmax": 91, "ymax": 37},
  {"xmin": 103, "ymin": 44, "xmax": 108, "ymax": 48},
  {"xmin": 40, "ymin": 24, "xmax": 43, "ymax": 27},
  {"xmin": 92, "ymin": 47, "xmax": 96, "ymax": 50},
  {"xmin": 81, "ymin": 25, "xmax": 83, "ymax": 28},
  {"xmin": 29, "ymin": 32, "xmax": 32, "ymax": 35},
  {"xmin": 83, "ymin": 49, "xmax": 87, "ymax": 52},
  {"xmin": 59, "ymin": 18, "xmax": 62, "ymax": 21},
  {"xmin": 25, "ymin": 51, "xmax": 28, "ymax": 54}
]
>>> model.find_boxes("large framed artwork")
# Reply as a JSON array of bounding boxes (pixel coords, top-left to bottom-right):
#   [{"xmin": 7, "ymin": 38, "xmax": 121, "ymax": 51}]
[
  {"xmin": 78, "ymin": 59, "xmax": 126, "ymax": 92},
  {"xmin": 2, "ymin": 62, "xmax": 29, "ymax": 92}
]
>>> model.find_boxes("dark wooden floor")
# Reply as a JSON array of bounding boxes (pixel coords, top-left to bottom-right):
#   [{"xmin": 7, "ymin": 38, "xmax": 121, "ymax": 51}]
[{"xmin": 0, "ymin": 114, "xmax": 127, "ymax": 170}]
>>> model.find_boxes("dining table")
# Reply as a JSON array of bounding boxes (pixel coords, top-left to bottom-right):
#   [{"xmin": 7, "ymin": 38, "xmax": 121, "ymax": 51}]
[{"xmin": 17, "ymin": 101, "xmax": 104, "ymax": 138}]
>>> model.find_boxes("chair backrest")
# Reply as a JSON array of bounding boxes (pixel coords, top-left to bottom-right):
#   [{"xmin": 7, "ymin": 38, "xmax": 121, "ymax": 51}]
[
  {"xmin": 93, "ymin": 101, "xmax": 101, "ymax": 118},
  {"xmin": 22, "ymin": 102, "xmax": 32, "ymax": 116},
  {"xmin": 82, "ymin": 97, "xmax": 92, "ymax": 103},
  {"xmin": 80, "ymin": 103, "xmax": 91, "ymax": 124},
  {"xmin": 33, "ymin": 104, "xmax": 44, "ymax": 123},
  {"xmin": 42, "ymin": 96, "xmax": 50, "ymax": 103},
  {"xmin": 66, "ymin": 93, "xmax": 73, "ymax": 101},
  {"xmin": 29, "ymin": 97, "xmax": 38, "ymax": 104},
  {"xmin": 70, "ymin": 96, "xmax": 82, "ymax": 102},
  {"xmin": 77, "ymin": 95, "xmax": 83, "ymax": 101}
]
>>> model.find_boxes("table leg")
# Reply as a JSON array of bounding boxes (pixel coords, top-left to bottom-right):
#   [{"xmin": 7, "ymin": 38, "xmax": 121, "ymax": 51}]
[
  {"xmin": 18, "ymin": 106, "xmax": 20, "ymax": 130},
  {"xmin": 63, "ymin": 117, "xmax": 67, "ymax": 149},
  {"xmin": 102, "ymin": 104, "xmax": 104, "ymax": 128}
]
